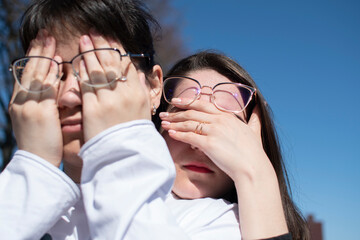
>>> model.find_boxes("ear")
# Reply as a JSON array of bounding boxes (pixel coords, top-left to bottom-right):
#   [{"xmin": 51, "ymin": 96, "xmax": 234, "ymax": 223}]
[{"xmin": 148, "ymin": 64, "xmax": 163, "ymax": 109}]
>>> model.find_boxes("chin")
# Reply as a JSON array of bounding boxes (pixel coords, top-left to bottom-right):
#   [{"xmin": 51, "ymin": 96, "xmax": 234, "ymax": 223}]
[
  {"xmin": 173, "ymin": 190, "xmax": 203, "ymax": 200},
  {"xmin": 173, "ymin": 179, "xmax": 210, "ymax": 199},
  {"xmin": 63, "ymin": 138, "xmax": 83, "ymax": 167}
]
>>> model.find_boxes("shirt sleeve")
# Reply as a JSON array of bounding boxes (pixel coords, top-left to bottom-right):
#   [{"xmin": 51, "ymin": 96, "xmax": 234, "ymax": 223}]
[
  {"xmin": 0, "ymin": 150, "xmax": 80, "ymax": 240},
  {"xmin": 80, "ymin": 119, "xmax": 191, "ymax": 240}
]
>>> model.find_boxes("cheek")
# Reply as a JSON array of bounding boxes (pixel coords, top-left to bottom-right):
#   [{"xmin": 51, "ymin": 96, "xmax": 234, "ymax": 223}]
[
  {"xmin": 162, "ymin": 131, "xmax": 187, "ymax": 164},
  {"xmin": 138, "ymin": 71, "xmax": 147, "ymax": 85},
  {"xmin": 56, "ymin": 81, "xmax": 65, "ymax": 102},
  {"xmin": 138, "ymin": 72, "xmax": 149, "ymax": 91},
  {"xmin": 137, "ymin": 71, "xmax": 153, "ymax": 102},
  {"xmin": 62, "ymin": 137, "xmax": 82, "ymax": 165}
]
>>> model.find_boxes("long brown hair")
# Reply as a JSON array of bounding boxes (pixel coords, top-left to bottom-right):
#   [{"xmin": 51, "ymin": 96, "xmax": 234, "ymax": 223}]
[{"xmin": 154, "ymin": 50, "xmax": 310, "ymax": 240}]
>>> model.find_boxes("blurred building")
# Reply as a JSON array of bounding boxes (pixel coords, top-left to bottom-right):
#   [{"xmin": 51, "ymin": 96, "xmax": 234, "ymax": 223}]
[{"xmin": 307, "ymin": 214, "xmax": 323, "ymax": 240}]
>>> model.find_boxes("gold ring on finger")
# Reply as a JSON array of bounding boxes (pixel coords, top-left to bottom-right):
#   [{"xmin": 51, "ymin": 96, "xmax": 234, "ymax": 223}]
[{"xmin": 194, "ymin": 122, "xmax": 206, "ymax": 135}]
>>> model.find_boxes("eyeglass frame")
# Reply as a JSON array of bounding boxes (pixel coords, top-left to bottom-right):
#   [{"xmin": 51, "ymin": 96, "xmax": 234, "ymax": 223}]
[
  {"xmin": 162, "ymin": 76, "xmax": 257, "ymax": 114},
  {"xmin": 9, "ymin": 47, "xmax": 151, "ymax": 92}
]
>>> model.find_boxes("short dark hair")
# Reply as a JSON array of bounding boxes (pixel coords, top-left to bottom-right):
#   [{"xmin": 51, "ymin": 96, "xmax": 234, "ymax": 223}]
[{"xmin": 20, "ymin": 0, "xmax": 159, "ymax": 73}]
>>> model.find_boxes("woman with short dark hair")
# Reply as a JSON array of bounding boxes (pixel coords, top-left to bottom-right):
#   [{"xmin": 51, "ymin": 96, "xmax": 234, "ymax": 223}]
[{"xmin": 1, "ymin": 0, "xmax": 176, "ymax": 239}]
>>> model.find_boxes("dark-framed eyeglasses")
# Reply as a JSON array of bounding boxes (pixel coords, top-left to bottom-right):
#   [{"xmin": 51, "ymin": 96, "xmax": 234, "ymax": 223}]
[
  {"xmin": 9, "ymin": 48, "xmax": 151, "ymax": 93},
  {"xmin": 163, "ymin": 76, "xmax": 256, "ymax": 114}
]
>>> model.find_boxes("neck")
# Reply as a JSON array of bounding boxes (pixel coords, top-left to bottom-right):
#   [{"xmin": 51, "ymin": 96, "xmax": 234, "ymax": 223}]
[{"xmin": 63, "ymin": 159, "xmax": 82, "ymax": 183}]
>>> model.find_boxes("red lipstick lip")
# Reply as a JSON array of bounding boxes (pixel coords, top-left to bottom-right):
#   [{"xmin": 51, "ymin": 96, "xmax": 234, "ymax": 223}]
[{"xmin": 183, "ymin": 163, "xmax": 214, "ymax": 173}]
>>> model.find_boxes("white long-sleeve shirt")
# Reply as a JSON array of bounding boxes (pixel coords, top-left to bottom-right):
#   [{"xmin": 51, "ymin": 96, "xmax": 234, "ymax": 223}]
[{"xmin": 0, "ymin": 120, "xmax": 240, "ymax": 240}]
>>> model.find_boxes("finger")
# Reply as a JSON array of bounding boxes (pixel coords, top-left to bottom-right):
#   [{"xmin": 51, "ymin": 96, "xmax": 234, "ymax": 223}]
[
  {"xmin": 79, "ymin": 35, "xmax": 108, "ymax": 88},
  {"xmin": 169, "ymin": 98, "xmax": 221, "ymax": 115},
  {"xmin": 24, "ymin": 31, "xmax": 54, "ymax": 97},
  {"xmin": 26, "ymin": 30, "xmax": 45, "ymax": 57},
  {"xmin": 247, "ymin": 104, "xmax": 262, "ymax": 141},
  {"xmin": 159, "ymin": 109, "xmax": 212, "ymax": 125},
  {"xmin": 78, "ymin": 59, "xmax": 96, "ymax": 94},
  {"xmin": 105, "ymin": 39, "xmax": 144, "ymax": 89},
  {"xmin": 166, "ymin": 129, "xmax": 207, "ymax": 151},
  {"xmin": 40, "ymin": 55, "xmax": 62, "ymax": 99},
  {"xmin": 89, "ymin": 31, "xmax": 122, "ymax": 83},
  {"xmin": 106, "ymin": 39, "xmax": 133, "ymax": 74},
  {"xmin": 161, "ymin": 120, "xmax": 209, "ymax": 136},
  {"xmin": 10, "ymin": 30, "xmax": 53, "ymax": 104},
  {"xmin": 21, "ymin": 30, "xmax": 48, "ymax": 91},
  {"xmin": 37, "ymin": 31, "xmax": 56, "ymax": 74},
  {"xmin": 109, "ymin": 51, "xmax": 143, "ymax": 96},
  {"xmin": 34, "ymin": 35, "xmax": 57, "ymax": 93}
]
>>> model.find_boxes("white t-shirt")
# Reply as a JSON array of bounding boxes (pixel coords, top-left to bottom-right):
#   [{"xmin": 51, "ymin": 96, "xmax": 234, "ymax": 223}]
[{"xmin": 0, "ymin": 120, "xmax": 241, "ymax": 239}]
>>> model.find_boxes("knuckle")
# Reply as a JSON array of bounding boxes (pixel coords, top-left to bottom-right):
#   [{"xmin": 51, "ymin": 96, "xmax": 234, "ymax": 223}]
[
  {"xmin": 33, "ymin": 71, "xmax": 45, "ymax": 82},
  {"xmin": 20, "ymin": 106, "xmax": 37, "ymax": 121},
  {"xmin": 105, "ymin": 70, "xmax": 117, "ymax": 82},
  {"xmin": 183, "ymin": 121, "xmax": 192, "ymax": 129},
  {"xmin": 102, "ymin": 58, "xmax": 113, "ymax": 68},
  {"xmin": 183, "ymin": 110, "xmax": 193, "ymax": 119},
  {"xmin": 102, "ymin": 100, "xmax": 117, "ymax": 112}
]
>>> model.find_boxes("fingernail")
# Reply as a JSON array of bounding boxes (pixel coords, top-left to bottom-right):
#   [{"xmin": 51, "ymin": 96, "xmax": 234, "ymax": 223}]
[
  {"xmin": 159, "ymin": 112, "xmax": 169, "ymax": 118},
  {"xmin": 168, "ymin": 129, "xmax": 176, "ymax": 134},
  {"xmin": 45, "ymin": 36, "xmax": 52, "ymax": 47},
  {"xmin": 171, "ymin": 98, "xmax": 182, "ymax": 104},
  {"xmin": 81, "ymin": 35, "xmax": 91, "ymax": 45},
  {"xmin": 161, "ymin": 121, "xmax": 170, "ymax": 126}
]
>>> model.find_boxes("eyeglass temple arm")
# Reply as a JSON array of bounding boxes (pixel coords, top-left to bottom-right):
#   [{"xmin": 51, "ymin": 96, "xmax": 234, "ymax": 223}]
[
  {"xmin": 123, "ymin": 53, "xmax": 153, "ymax": 65},
  {"xmin": 122, "ymin": 53, "xmax": 150, "ymax": 58}
]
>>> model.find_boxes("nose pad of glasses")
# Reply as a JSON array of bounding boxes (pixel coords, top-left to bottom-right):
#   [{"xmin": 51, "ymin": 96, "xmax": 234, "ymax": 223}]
[
  {"xmin": 210, "ymin": 94, "xmax": 216, "ymax": 104},
  {"xmin": 200, "ymin": 85, "xmax": 213, "ymax": 94},
  {"xmin": 190, "ymin": 145, "xmax": 199, "ymax": 150},
  {"xmin": 198, "ymin": 86, "xmax": 213, "ymax": 102}
]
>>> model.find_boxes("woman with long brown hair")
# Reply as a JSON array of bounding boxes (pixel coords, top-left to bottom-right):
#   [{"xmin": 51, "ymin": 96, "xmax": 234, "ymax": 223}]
[{"xmin": 156, "ymin": 50, "xmax": 310, "ymax": 240}]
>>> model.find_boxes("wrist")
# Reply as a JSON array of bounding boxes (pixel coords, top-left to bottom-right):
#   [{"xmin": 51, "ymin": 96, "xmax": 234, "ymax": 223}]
[
  {"xmin": 233, "ymin": 155, "xmax": 288, "ymax": 239},
  {"xmin": 231, "ymin": 151, "xmax": 276, "ymax": 185},
  {"xmin": 19, "ymin": 147, "xmax": 62, "ymax": 167}
]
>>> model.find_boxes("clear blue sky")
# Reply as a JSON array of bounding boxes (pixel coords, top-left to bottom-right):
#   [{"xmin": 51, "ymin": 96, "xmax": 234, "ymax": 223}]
[{"xmin": 170, "ymin": 1, "xmax": 360, "ymax": 239}]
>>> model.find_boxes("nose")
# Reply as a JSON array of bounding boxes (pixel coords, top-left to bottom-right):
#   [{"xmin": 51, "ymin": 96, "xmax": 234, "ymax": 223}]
[{"xmin": 57, "ymin": 65, "xmax": 82, "ymax": 109}]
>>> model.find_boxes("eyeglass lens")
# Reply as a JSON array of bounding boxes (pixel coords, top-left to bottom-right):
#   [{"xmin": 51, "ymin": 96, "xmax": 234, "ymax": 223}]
[
  {"xmin": 12, "ymin": 49, "xmax": 125, "ymax": 92},
  {"xmin": 12, "ymin": 57, "xmax": 59, "ymax": 93},
  {"xmin": 163, "ymin": 77, "xmax": 253, "ymax": 113},
  {"xmin": 71, "ymin": 49, "xmax": 122, "ymax": 87}
]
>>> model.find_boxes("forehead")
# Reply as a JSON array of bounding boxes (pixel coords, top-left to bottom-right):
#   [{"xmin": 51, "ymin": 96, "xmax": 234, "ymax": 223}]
[
  {"xmin": 54, "ymin": 34, "xmax": 81, "ymax": 62},
  {"xmin": 186, "ymin": 69, "xmax": 232, "ymax": 86}
]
